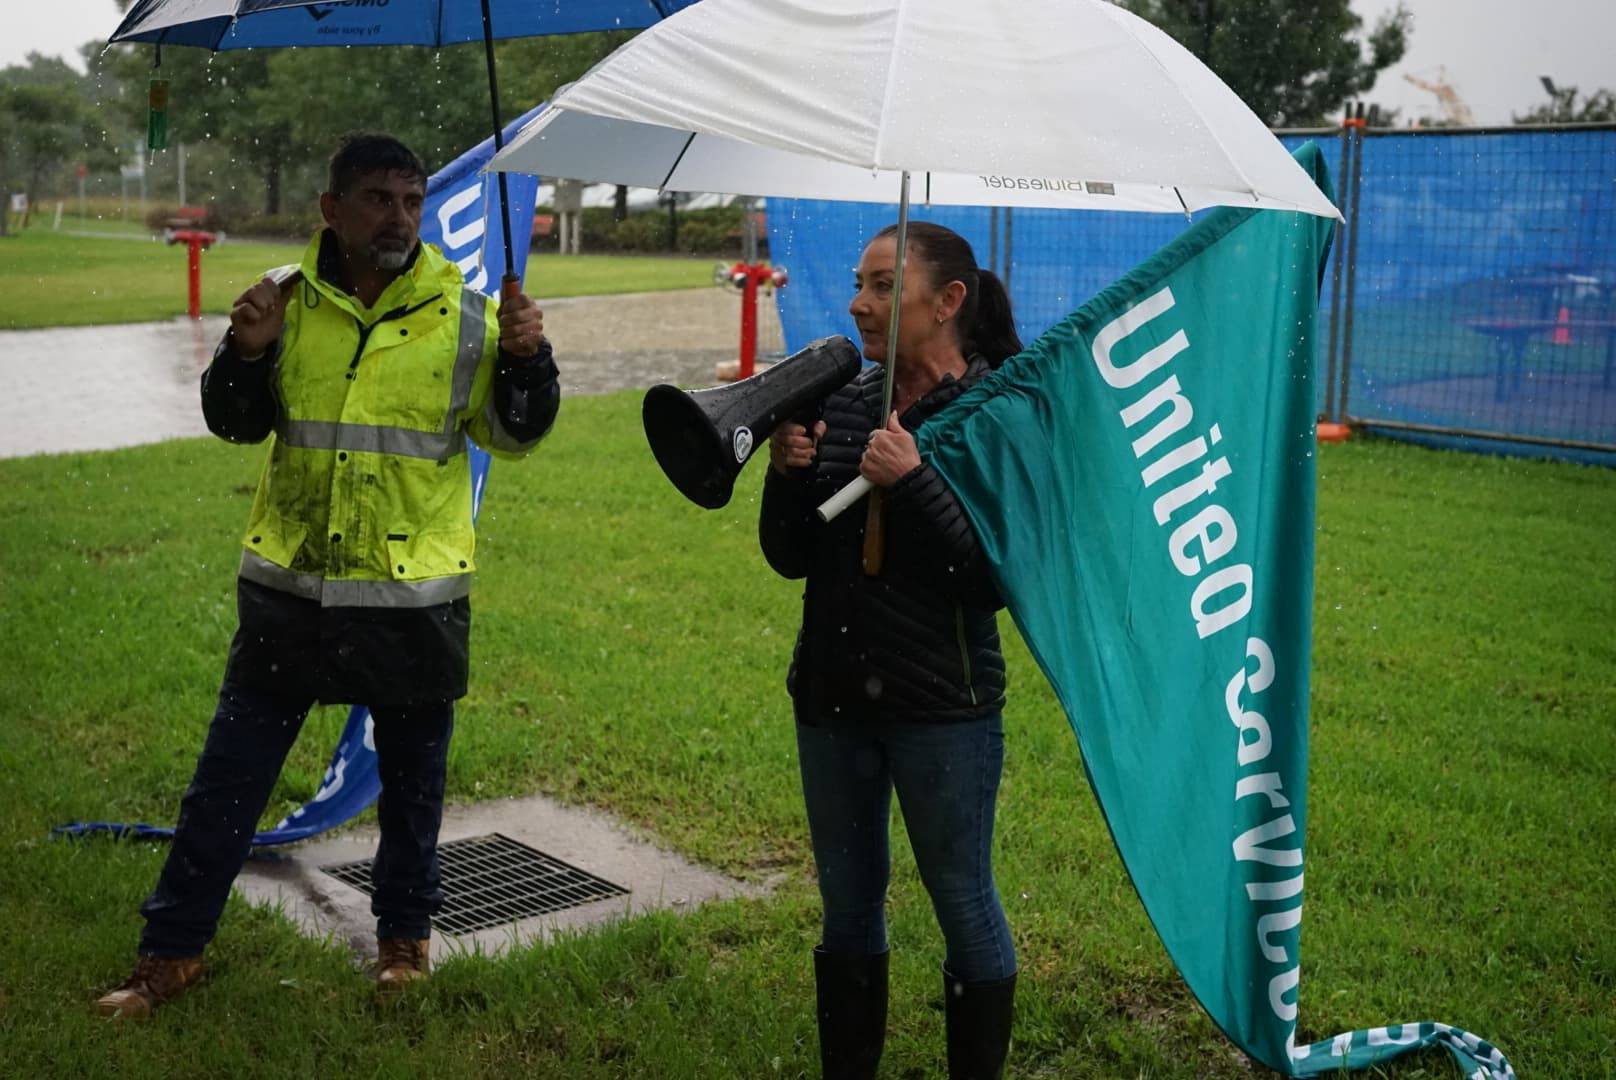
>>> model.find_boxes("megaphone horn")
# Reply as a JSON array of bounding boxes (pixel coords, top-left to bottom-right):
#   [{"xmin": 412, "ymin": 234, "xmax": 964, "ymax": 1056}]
[{"xmin": 642, "ymin": 335, "xmax": 862, "ymax": 509}]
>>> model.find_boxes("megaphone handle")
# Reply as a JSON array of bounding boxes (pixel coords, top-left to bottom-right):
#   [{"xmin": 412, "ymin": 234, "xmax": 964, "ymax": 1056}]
[
  {"xmin": 861, "ymin": 490, "xmax": 885, "ymax": 576},
  {"xmin": 816, "ymin": 475, "xmax": 872, "ymax": 522}
]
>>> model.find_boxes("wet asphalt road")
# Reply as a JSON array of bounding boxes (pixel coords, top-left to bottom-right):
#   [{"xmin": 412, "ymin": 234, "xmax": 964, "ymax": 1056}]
[{"xmin": 0, "ymin": 288, "xmax": 786, "ymax": 459}]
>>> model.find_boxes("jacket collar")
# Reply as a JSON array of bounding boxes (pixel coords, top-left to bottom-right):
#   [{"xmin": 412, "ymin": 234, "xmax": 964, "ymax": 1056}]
[
  {"xmin": 298, "ymin": 229, "xmax": 455, "ymax": 322},
  {"xmin": 859, "ymin": 353, "xmax": 994, "ymax": 423}
]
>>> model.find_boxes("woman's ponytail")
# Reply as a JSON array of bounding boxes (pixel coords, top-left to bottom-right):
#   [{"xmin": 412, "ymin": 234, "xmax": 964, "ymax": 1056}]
[{"xmin": 968, "ymin": 269, "xmax": 1023, "ymax": 367}]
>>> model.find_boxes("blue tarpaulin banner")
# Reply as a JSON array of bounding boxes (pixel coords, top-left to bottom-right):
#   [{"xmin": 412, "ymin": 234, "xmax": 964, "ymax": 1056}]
[{"xmin": 55, "ymin": 106, "xmax": 543, "ymax": 846}]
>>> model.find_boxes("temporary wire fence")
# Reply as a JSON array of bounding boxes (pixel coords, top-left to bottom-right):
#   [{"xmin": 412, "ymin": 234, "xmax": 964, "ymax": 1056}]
[{"xmin": 766, "ymin": 122, "xmax": 1616, "ymax": 465}]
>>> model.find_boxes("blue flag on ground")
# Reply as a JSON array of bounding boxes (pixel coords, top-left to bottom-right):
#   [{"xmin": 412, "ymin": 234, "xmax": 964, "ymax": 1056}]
[
  {"xmin": 56, "ymin": 107, "xmax": 543, "ymax": 847},
  {"xmin": 914, "ymin": 144, "xmax": 1513, "ymax": 1079}
]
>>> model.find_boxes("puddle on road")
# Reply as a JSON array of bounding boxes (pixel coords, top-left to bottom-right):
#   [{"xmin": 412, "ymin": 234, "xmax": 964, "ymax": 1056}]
[
  {"xmin": 0, "ymin": 317, "xmax": 223, "ymax": 458},
  {"xmin": 0, "ymin": 291, "xmax": 787, "ymax": 460}
]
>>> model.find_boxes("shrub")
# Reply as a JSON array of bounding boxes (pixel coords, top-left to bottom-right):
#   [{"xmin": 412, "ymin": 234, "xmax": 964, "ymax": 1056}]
[
  {"xmin": 142, "ymin": 204, "xmax": 185, "ymax": 231},
  {"xmin": 223, "ymin": 212, "xmax": 321, "ymax": 241},
  {"xmin": 203, "ymin": 203, "xmax": 321, "ymax": 240},
  {"xmin": 140, "ymin": 201, "xmax": 318, "ymax": 239},
  {"xmin": 674, "ymin": 218, "xmax": 734, "ymax": 256},
  {"xmin": 609, "ymin": 213, "xmax": 671, "ymax": 252},
  {"xmin": 528, "ymin": 203, "xmax": 767, "ymax": 257}
]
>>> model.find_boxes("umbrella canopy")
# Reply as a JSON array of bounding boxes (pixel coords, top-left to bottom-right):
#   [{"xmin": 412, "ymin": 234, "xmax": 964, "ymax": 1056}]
[
  {"xmin": 487, "ymin": 0, "xmax": 1339, "ymax": 219},
  {"xmin": 487, "ymin": 0, "xmax": 1339, "ymax": 533},
  {"xmin": 109, "ymin": 0, "xmax": 701, "ymax": 283},
  {"xmin": 108, "ymin": 0, "xmax": 696, "ymax": 50}
]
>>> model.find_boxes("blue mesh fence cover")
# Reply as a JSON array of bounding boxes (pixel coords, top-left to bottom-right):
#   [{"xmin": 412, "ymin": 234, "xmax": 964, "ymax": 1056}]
[
  {"xmin": 1337, "ymin": 129, "xmax": 1615, "ymax": 463},
  {"xmin": 766, "ymin": 130, "xmax": 1616, "ymax": 464},
  {"xmin": 768, "ymin": 197, "xmax": 1190, "ymax": 366}
]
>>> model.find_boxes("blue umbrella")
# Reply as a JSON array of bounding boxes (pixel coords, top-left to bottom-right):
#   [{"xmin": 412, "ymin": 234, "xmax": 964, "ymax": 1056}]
[{"xmin": 109, "ymin": 0, "xmax": 699, "ymax": 287}]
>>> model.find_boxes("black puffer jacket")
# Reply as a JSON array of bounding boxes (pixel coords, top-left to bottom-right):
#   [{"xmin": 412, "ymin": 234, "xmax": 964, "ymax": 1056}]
[{"xmin": 759, "ymin": 356, "xmax": 1006, "ymax": 725}]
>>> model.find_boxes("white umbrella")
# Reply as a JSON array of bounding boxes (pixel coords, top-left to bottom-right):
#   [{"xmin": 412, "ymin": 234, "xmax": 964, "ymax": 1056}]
[
  {"xmin": 489, "ymin": 0, "xmax": 1337, "ymax": 217},
  {"xmin": 488, "ymin": 0, "xmax": 1339, "ymax": 522}
]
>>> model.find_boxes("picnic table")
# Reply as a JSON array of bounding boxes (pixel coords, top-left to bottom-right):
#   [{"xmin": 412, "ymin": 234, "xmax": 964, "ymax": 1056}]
[{"xmin": 1464, "ymin": 316, "xmax": 1616, "ymax": 402}]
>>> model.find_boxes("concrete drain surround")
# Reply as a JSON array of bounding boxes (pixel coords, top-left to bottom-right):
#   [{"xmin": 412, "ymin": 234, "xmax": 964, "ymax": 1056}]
[
  {"xmin": 236, "ymin": 792, "xmax": 766, "ymax": 961},
  {"xmin": 321, "ymin": 833, "xmax": 630, "ymax": 936}
]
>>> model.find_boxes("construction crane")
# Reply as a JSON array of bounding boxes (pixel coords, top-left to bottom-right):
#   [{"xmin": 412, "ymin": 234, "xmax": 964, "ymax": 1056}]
[{"xmin": 1404, "ymin": 68, "xmax": 1476, "ymax": 127}]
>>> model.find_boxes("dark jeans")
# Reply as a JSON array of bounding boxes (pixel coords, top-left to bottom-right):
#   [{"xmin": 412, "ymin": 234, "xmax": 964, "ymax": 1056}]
[
  {"xmin": 795, "ymin": 710, "xmax": 1016, "ymax": 983},
  {"xmin": 138, "ymin": 678, "xmax": 454, "ymax": 957}
]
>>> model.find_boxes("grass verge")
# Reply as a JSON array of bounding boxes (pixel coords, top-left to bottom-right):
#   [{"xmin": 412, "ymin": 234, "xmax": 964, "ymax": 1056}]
[
  {"xmin": 0, "ymin": 227, "xmax": 716, "ymax": 329},
  {"xmin": 0, "ymin": 409, "xmax": 1610, "ymax": 1078}
]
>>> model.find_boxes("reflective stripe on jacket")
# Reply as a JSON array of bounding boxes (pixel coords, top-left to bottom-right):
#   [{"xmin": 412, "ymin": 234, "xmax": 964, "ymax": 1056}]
[{"xmin": 241, "ymin": 231, "xmax": 536, "ymax": 608}]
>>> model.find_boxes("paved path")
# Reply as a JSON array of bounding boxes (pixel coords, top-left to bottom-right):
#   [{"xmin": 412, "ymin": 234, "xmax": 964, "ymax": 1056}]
[{"xmin": 0, "ymin": 288, "xmax": 786, "ymax": 459}]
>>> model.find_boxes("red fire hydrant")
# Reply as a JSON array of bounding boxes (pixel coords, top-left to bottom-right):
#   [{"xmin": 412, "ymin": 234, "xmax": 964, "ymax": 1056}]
[
  {"xmin": 726, "ymin": 261, "xmax": 788, "ymax": 379},
  {"xmin": 164, "ymin": 227, "xmax": 220, "ymax": 320}
]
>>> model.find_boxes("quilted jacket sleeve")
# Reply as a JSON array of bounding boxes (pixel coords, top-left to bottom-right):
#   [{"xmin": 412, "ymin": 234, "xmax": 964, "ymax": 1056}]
[
  {"xmin": 885, "ymin": 461, "xmax": 1004, "ymax": 611},
  {"xmin": 758, "ymin": 466, "xmax": 818, "ymax": 580}
]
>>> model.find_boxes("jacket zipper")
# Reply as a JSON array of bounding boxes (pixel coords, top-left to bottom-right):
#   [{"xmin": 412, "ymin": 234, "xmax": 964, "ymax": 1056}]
[
  {"xmin": 348, "ymin": 292, "xmax": 444, "ymax": 369},
  {"xmin": 955, "ymin": 604, "xmax": 977, "ymax": 706},
  {"xmin": 334, "ymin": 292, "xmax": 444, "ymax": 576}
]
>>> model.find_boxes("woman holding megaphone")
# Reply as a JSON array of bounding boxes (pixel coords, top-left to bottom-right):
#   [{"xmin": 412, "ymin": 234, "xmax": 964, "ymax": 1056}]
[{"xmin": 759, "ymin": 221, "xmax": 1024, "ymax": 1080}]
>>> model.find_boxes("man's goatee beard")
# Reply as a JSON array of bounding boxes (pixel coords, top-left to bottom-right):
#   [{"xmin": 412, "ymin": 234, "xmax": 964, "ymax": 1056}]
[{"xmin": 371, "ymin": 246, "xmax": 409, "ymax": 271}]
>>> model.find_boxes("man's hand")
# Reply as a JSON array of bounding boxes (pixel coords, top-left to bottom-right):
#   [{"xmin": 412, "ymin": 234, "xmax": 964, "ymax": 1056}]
[
  {"xmin": 770, "ymin": 420, "xmax": 827, "ymax": 474},
  {"xmin": 498, "ymin": 290, "xmax": 546, "ymax": 358},
  {"xmin": 229, "ymin": 276, "xmax": 289, "ymax": 359},
  {"xmin": 860, "ymin": 411, "xmax": 921, "ymax": 487}
]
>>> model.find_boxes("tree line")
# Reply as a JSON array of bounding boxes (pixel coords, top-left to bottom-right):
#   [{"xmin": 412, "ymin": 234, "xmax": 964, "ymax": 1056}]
[{"xmin": 1, "ymin": 27, "xmax": 631, "ymax": 230}]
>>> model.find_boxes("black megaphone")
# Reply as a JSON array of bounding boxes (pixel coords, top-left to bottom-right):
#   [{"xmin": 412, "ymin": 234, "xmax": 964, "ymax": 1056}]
[{"xmin": 642, "ymin": 335, "xmax": 862, "ymax": 509}]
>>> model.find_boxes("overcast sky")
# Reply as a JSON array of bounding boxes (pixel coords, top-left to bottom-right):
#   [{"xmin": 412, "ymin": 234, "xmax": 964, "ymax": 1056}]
[{"xmin": 5, "ymin": 0, "xmax": 1613, "ymax": 125}]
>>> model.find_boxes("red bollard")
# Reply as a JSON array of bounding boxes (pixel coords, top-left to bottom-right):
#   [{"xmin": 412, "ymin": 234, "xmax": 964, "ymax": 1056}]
[
  {"xmin": 185, "ymin": 236, "xmax": 204, "ymax": 319},
  {"xmin": 739, "ymin": 265, "xmax": 759, "ymax": 379},
  {"xmin": 727, "ymin": 261, "xmax": 786, "ymax": 379},
  {"xmin": 165, "ymin": 228, "xmax": 219, "ymax": 320}
]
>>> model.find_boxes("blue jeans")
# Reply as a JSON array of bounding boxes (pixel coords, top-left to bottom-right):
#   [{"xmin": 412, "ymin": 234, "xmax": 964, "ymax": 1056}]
[
  {"xmin": 138, "ymin": 678, "xmax": 454, "ymax": 956},
  {"xmin": 796, "ymin": 711, "xmax": 1016, "ymax": 983}
]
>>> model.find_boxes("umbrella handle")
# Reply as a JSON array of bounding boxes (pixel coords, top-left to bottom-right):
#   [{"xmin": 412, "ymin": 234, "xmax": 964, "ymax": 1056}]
[
  {"xmin": 861, "ymin": 490, "xmax": 885, "ymax": 575},
  {"xmin": 500, "ymin": 274, "xmax": 521, "ymax": 303}
]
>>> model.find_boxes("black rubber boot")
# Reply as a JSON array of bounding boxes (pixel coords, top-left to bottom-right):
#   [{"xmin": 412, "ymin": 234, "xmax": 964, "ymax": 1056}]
[
  {"xmin": 813, "ymin": 946, "xmax": 889, "ymax": 1079},
  {"xmin": 943, "ymin": 966, "xmax": 1017, "ymax": 1080}
]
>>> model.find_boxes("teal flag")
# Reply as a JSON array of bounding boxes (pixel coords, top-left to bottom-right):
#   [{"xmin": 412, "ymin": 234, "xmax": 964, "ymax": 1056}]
[{"xmin": 915, "ymin": 144, "xmax": 1513, "ymax": 1079}]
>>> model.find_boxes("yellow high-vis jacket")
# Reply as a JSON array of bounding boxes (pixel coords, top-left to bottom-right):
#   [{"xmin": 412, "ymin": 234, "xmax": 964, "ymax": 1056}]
[
  {"xmin": 234, "ymin": 232, "xmax": 546, "ymax": 607},
  {"xmin": 200, "ymin": 230, "xmax": 557, "ymax": 703}
]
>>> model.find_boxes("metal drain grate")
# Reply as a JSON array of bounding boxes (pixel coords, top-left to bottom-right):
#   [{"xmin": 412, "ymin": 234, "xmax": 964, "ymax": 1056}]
[{"xmin": 322, "ymin": 832, "xmax": 629, "ymax": 935}]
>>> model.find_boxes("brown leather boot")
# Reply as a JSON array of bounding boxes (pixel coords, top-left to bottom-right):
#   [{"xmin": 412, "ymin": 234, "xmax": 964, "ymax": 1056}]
[
  {"xmin": 375, "ymin": 936, "xmax": 430, "ymax": 994},
  {"xmin": 96, "ymin": 955, "xmax": 205, "ymax": 1020}
]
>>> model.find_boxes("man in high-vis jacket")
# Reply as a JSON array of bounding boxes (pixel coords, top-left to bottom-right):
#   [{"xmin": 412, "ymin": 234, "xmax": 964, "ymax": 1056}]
[{"xmin": 97, "ymin": 133, "xmax": 558, "ymax": 1019}]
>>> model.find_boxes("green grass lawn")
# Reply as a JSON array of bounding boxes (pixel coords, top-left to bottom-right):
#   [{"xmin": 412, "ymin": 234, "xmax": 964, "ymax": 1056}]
[
  {"xmin": 0, "ymin": 407, "xmax": 1611, "ymax": 1078},
  {"xmin": 44, "ymin": 213, "xmax": 154, "ymax": 237},
  {"xmin": 0, "ymin": 226, "xmax": 715, "ymax": 330}
]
